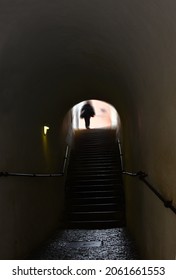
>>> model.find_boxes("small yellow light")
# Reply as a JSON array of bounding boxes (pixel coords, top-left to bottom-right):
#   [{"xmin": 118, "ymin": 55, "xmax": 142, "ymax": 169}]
[{"xmin": 44, "ymin": 126, "xmax": 49, "ymax": 136}]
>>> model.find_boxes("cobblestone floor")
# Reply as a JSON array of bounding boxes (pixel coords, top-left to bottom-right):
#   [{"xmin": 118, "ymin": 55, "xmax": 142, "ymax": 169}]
[{"xmin": 29, "ymin": 228, "xmax": 139, "ymax": 260}]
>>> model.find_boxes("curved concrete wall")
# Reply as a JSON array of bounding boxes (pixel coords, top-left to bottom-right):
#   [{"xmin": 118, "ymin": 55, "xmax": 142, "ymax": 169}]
[{"xmin": 0, "ymin": 0, "xmax": 176, "ymax": 259}]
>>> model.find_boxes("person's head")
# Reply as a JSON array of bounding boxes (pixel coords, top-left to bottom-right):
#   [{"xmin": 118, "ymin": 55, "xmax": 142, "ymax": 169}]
[{"xmin": 86, "ymin": 100, "xmax": 92, "ymax": 105}]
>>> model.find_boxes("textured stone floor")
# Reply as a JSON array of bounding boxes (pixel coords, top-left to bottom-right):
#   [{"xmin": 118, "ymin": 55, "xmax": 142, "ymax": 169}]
[{"xmin": 29, "ymin": 228, "xmax": 139, "ymax": 260}]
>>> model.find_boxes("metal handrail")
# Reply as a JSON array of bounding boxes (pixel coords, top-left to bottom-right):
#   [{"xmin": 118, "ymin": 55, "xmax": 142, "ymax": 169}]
[
  {"xmin": 139, "ymin": 173, "xmax": 176, "ymax": 214},
  {"xmin": 0, "ymin": 145, "xmax": 69, "ymax": 178},
  {"xmin": 117, "ymin": 139, "xmax": 176, "ymax": 215},
  {"xmin": 117, "ymin": 139, "xmax": 124, "ymax": 171}
]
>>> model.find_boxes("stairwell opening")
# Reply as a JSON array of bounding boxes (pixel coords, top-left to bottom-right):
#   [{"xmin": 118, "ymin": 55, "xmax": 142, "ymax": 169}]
[
  {"xmin": 72, "ymin": 99, "xmax": 121, "ymax": 131},
  {"xmin": 64, "ymin": 100, "xmax": 125, "ymax": 230}
]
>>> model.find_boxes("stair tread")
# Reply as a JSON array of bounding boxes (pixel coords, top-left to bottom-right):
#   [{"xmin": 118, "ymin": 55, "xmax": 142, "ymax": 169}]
[
  {"xmin": 70, "ymin": 219, "xmax": 122, "ymax": 223},
  {"xmin": 69, "ymin": 173, "xmax": 119, "ymax": 177},
  {"xmin": 72, "ymin": 178, "xmax": 121, "ymax": 182},
  {"xmin": 70, "ymin": 189, "xmax": 119, "ymax": 193},
  {"xmin": 72, "ymin": 184, "xmax": 122, "ymax": 189},
  {"xmin": 71, "ymin": 211, "xmax": 122, "ymax": 214},
  {"xmin": 69, "ymin": 197, "xmax": 123, "ymax": 200},
  {"xmin": 72, "ymin": 203, "xmax": 118, "ymax": 206}
]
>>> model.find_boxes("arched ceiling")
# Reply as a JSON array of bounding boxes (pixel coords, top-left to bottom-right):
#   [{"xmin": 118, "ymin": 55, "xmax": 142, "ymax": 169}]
[
  {"xmin": 1, "ymin": 0, "xmax": 176, "ymax": 117},
  {"xmin": 0, "ymin": 0, "xmax": 176, "ymax": 154}
]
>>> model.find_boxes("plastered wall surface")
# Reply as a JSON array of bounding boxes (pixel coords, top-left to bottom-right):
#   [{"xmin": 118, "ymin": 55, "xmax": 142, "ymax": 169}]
[
  {"xmin": 0, "ymin": 0, "xmax": 176, "ymax": 259},
  {"xmin": 0, "ymin": 177, "xmax": 65, "ymax": 259},
  {"xmin": 125, "ymin": 177, "xmax": 176, "ymax": 260}
]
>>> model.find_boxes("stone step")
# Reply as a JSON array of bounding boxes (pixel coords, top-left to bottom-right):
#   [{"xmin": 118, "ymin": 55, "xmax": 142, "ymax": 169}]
[
  {"xmin": 74, "ymin": 154, "xmax": 119, "ymax": 160},
  {"xmin": 70, "ymin": 203, "xmax": 123, "ymax": 212},
  {"xmin": 70, "ymin": 165, "xmax": 121, "ymax": 171},
  {"xmin": 68, "ymin": 196, "xmax": 124, "ymax": 204},
  {"xmin": 69, "ymin": 171, "xmax": 121, "ymax": 177},
  {"xmin": 71, "ymin": 163, "xmax": 121, "ymax": 170},
  {"xmin": 68, "ymin": 190, "xmax": 122, "ymax": 198},
  {"xmin": 68, "ymin": 174, "xmax": 121, "ymax": 182},
  {"xmin": 71, "ymin": 158, "xmax": 121, "ymax": 163},
  {"xmin": 69, "ymin": 210, "xmax": 125, "ymax": 221},
  {"xmin": 69, "ymin": 184, "xmax": 123, "ymax": 191},
  {"xmin": 70, "ymin": 178, "xmax": 122, "ymax": 186}
]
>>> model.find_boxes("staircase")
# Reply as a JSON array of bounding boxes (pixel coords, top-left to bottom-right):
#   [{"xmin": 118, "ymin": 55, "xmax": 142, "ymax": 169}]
[{"xmin": 65, "ymin": 128, "xmax": 126, "ymax": 229}]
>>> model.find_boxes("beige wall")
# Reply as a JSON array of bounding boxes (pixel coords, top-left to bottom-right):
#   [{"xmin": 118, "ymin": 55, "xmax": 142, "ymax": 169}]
[
  {"xmin": 125, "ymin": 177, "xmax": 176, "ymax": 260},
  {"xmin": 0, "ymin": 0, "xmax": 176, "ymax": 259},
  {"xmin": 0, "ymin": 90, "xmax": 73, "ymax": 259},
  {"xmin": 0, "ymin": 176, "xmax": 65, "ymax": 259}
]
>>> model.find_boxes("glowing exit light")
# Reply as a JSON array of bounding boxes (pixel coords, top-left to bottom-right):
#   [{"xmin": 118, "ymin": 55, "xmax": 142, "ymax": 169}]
[{"xmin": 43, "ymin": 126, "xmax": 49, "ymax": 136}]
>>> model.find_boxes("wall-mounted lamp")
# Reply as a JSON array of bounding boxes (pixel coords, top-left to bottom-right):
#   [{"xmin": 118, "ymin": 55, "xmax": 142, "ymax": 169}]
[{"xmin": 43, "ymin": 126, "xmax": 49, "ymax": 136}]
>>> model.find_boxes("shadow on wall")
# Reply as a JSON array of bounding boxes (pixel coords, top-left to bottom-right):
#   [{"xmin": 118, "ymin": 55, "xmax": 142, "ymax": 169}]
[{"xmin": 72, "ymin": 99, "xmax": 120, "ymax": 130}]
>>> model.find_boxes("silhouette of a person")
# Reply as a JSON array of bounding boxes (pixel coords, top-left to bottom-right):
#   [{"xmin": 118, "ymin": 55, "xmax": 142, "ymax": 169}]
[{"xmin": 80, "ymin": 101, "xmax": 95, "ymax": 129}]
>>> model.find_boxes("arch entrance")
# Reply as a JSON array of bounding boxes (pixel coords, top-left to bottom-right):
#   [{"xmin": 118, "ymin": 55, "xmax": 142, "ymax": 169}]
[{"xmin": 72, "ymin": 99, "xmax": 120, "ymax": 131}]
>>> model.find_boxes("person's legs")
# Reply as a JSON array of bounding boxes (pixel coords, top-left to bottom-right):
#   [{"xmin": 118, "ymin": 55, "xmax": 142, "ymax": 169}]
[{"xmin": 85, "ymin": 117, "xmax": 90, "ymax": 129}]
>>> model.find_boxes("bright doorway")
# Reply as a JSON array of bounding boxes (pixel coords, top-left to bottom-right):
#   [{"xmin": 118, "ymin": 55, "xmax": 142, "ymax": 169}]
[{"xmin": 72, "ymin": 100, "xmax": 120, "ymax": 130}]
